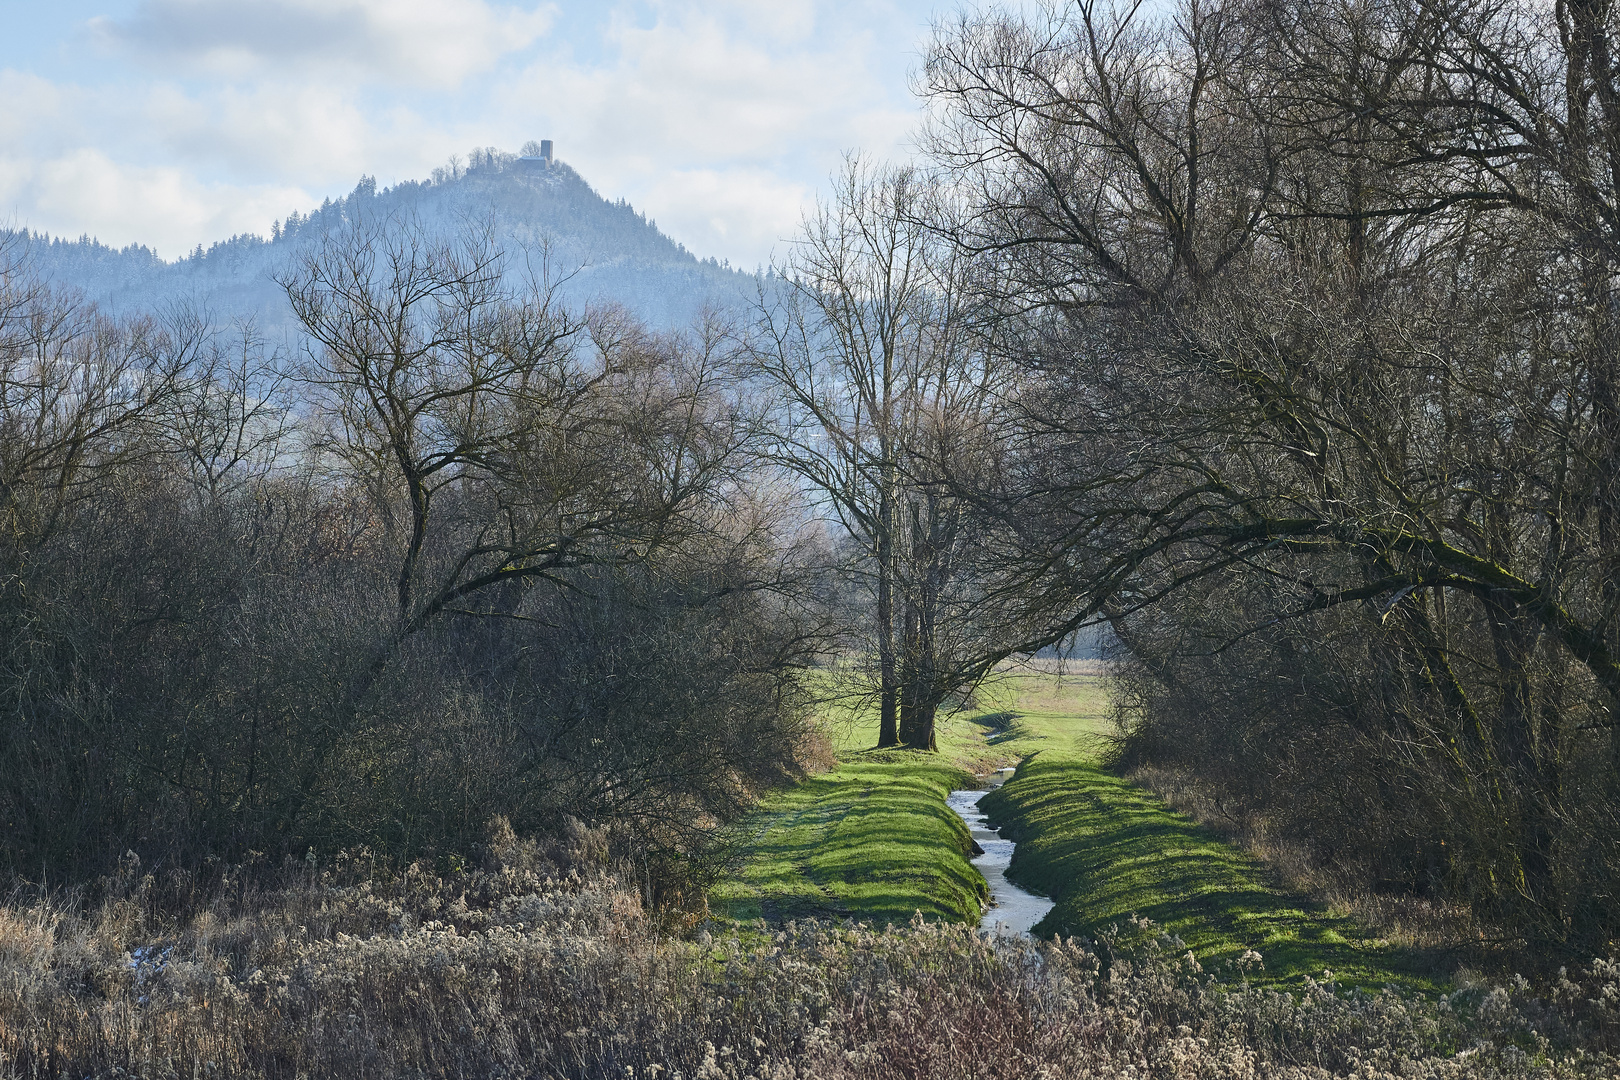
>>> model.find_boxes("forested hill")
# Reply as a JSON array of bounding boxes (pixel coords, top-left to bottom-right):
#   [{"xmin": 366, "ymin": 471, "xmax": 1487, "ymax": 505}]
[{"xmin": 5, "ymin": 152, "xmax": 755, "ymax": 332}]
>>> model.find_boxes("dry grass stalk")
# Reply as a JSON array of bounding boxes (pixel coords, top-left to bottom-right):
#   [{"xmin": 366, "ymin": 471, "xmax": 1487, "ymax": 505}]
[{"xmin": 0, "ymin": 826, "xmax": 1615, "ymax": 1079}]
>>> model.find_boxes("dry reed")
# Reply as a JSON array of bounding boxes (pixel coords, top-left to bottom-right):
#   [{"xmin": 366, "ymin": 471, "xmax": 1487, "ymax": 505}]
[{"xmin": 0, "ymin": 822, "xmax": 1614, "ymax": 1079}]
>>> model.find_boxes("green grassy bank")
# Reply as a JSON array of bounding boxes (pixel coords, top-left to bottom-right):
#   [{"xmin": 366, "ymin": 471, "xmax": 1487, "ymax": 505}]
[
  {"xmin": 980, "ymin": 751, "xmax": 1439, "ymax": 989},
  {"xmin": 710, "ymin": 664, "xmax": 1110, "ymax": 926},
  {"xmin": 709, "ymin": 752, "xmax": 984, "ymax": 924},
  {"xmin": 715, "ymin": 663, "xmax": 1437, "ymax": 990}
]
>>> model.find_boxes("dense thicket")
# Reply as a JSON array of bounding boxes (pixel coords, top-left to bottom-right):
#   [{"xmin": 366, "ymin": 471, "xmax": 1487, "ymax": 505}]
[
  {"xmin": 919, "ymin": 0, "xmax": 1620, "ymax": 948},
  {"xmin": 2, "ymin": 847, "xmax": 1614, "ymax": 1078},
  {"xmin": 0, "ymin": 219, "xmax": 813, "ymax": 886}
]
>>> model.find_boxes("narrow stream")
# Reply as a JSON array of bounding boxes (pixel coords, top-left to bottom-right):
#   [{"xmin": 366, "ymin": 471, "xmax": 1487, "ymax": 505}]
[{"xmin": 948, "ymin": 767, "xmax": 1055, "ymax": 936}]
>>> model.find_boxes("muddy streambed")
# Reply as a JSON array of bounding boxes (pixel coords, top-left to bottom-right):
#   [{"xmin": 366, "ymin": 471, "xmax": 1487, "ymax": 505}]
[{"xmin": 948, "ymin": 768, "xmax": 1055, "ymax": 936}]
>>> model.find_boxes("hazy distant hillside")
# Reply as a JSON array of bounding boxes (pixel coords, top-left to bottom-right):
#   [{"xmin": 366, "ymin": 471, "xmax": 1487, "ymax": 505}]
[{"xmin": 7, "ymin": 150, "xmax": 758, "ymax": 334}]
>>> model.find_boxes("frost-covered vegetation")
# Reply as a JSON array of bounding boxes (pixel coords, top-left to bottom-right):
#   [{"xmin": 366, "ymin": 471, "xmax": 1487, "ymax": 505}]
[
  {"xmin": 1, "ymin": 829, "xmax": 1615, "ymax": 1079},
  {"xmin": 3, "ymin": 148, "xmax": 753, "ymax": 334}
]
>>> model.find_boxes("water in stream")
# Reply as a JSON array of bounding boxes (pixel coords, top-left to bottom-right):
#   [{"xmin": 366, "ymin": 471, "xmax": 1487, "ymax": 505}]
[{"xmin": 949, "ymin": 768, "xmax": 1055, "ymax": 936}]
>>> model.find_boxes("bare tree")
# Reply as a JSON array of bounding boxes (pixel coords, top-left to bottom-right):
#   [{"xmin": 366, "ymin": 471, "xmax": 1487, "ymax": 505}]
[
  {"xmin": 754, "ymin": 160, "xmax": 1012, "ymax": 749},
  {"xmin": 0, "ymin": 217, "xmax": 812, "ymax": 880},
  {"xmin": 283, "ymin": 215, "xmax": 748, "ymax": 643},
  {"xmin": 921, "ymin": 0, "xmax": 1620, "ymax": 944},
  {"xmin": 0, "ymin": 259, "xmax": 190, "ymax": 546}
]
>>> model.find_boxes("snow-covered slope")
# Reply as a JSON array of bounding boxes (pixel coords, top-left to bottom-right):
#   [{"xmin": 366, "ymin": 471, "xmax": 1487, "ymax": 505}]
[{"xmin": 8, "ymin": 155, "xmax": 757, "ymax": 334}]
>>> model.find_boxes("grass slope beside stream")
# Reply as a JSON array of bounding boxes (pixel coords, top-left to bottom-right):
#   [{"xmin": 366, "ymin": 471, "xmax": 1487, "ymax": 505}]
[
  {"xmin": 716, "ymin": 663, "xmax": 1436, "ymax": 991},
  {"xmin": 980, "ymin": 750, "xmax": 1441, "ymax": 990},
  {"xmin": 708, "ymin": 752, "xmax": 985, "ymax": 924},
  {"xmin": 710, "ymin": 664, "xmax": 1111, "ymax": 927}
]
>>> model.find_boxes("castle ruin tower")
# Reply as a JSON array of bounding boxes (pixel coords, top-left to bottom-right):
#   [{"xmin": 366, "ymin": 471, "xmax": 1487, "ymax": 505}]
[{"xmin": 519, "ymin": 140, "xmax": 554, "ymax": 169}]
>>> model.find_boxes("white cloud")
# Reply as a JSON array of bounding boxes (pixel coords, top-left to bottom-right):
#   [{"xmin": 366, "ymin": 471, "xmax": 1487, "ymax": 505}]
[
  {"xmin": 90, "ymin": 0, "xmax": 556, "ymax": 88},
  {"xmin": 692, "ymin": 0, "xmax": 820, "ymax": 43},
  {"xmin": 142, "ymin": 82, "xmax": 392, "ymax": 182},
  {"xmin": 637, "ymin": 168, "xmax": 815, "ymax": 269},
  {"xmin": 0, "ymin": 71, "xmax": 87, "ymax": 150},
  {"xmin": 0, "ymin": 70, "xmax": 394, "ymax": 192},
  {"xmin": 0, "ymin": 149, "xmax": 310, "ymax": 258},
  {"xmin": 591, "ymin": 5, "xmax": 913, "ymax": 161}
]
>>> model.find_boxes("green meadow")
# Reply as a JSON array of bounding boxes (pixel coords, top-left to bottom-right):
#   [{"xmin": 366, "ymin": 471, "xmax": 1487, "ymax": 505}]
[{"xmin": 707, "ymin": 752, "xmax": 986, "ymax": 924}]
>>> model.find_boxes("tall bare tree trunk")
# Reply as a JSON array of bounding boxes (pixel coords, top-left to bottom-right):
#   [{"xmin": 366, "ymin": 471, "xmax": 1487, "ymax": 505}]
[
  {"xmin": 898, "ymin": 588, "xmax": 919, "ymax": 747},
  {"xmin": 877, "ymin": 531, "xmax": 900, "ymax": 748}
]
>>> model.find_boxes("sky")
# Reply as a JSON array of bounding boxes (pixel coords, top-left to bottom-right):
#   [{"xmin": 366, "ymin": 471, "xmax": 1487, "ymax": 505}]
[{"xmin": 0, "ymin": 0, "xmax": 961, "ymax": 269}]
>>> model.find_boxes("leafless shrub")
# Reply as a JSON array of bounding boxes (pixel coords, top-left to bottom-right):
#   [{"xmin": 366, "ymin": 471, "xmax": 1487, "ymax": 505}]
[{"xmin": 0, "ymin": 860, "xmax": 1613, "ymax": 1079}]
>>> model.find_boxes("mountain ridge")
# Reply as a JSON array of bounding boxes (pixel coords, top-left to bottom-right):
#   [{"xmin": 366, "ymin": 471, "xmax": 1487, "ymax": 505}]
[{"xmin": 5, "ymin": 152, "xmax": 758, "ymax": 333}]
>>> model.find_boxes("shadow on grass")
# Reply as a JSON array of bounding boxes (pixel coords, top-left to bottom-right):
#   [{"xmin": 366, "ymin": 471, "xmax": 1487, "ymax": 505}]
[
  {"xmin": 710, "ymin": 753, "xmax": 986, "ymax": 927},
  {"xmin": 969, "ymin": 710, "xmax": 1022, "ymax": 733},
  {"xmin": 981, "ymin": 751, "xmax": 1450, "ymax": 992}
]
